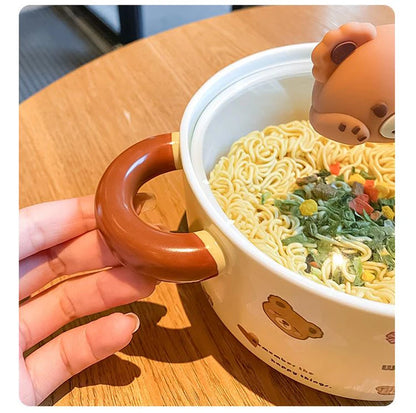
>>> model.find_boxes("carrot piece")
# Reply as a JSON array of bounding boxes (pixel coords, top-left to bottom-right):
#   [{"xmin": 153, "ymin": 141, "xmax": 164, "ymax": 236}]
[
  {"xmin": 356, "ymin": 193, "xmax": 370, "ymax": 203},
  {"xmin": 348, "ymin": 196, "xmax": 374, "ymax": 215},
  {"xmin": 329, "ymin": 162, "xmax": 341, "ymax": 175},
  {"xmin": 364, "ymin": 186, "xmax": 379, "ymax": 202}
]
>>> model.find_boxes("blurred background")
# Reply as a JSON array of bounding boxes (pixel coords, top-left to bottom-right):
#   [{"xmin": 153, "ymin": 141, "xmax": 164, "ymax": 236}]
[{"xmin": 19, "ymin": 5, "xmax": 252, "ymax": 102}]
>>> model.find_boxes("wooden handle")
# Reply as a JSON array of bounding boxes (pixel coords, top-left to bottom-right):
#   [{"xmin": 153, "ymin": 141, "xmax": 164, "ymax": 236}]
[{"xmin": 95, "ymin": 132, "xmax": 224, "ymax": 282}]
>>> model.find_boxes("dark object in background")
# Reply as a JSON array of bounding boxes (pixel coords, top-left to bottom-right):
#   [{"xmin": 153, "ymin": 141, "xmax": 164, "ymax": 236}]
[
  {"xmin": 118, "ymin": 6, "xmax": 143, "ymax": 44},
  {"xmin": 19, "ymin": 6, "xmax": 112, "ymax": 102},
  {"xmin": 232, "ymin": 5, "xmax": 255, "ymax": 10},
  {"xmin": 19, "ymin": 5, "xmax": 255, "ymax": 101},
  {"xmin": 92, "ymin": 5, "xmax": 255, "ymax": 44}
]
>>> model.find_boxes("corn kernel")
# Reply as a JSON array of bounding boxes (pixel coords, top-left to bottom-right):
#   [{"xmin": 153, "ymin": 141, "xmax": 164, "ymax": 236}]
[
  {"xmin": 362, "ymin": 271, "xmax": 376, "ymax": 282},
  {"xmin": 349, "ymin": 173, "xmax": 366, "ymax": 185},
  {"xmin": 375, "ymin": 183, "xmax": 390, "ymax": 198},
  {"xmin": 299, "ymin": 199, "xmax": 318, "ymax": 216},
  {"xmin": 382, "ymin": 205, "xmax": 395, "ymax": 219}
]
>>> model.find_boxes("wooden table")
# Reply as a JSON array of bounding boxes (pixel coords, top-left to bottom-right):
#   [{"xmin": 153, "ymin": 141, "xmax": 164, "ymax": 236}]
[{"xmin": 20, "ymin": 5, "xmax": 394, "ymax": 406}]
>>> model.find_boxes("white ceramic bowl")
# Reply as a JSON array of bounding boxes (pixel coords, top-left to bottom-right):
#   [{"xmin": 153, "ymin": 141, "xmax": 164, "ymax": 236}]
[
  {"xmin": 181, "ymin": 43, "xmax": 394, "ymax": 401},
  {"xmin": 96, "ymin": 43, "xmax": 395, "ymax": 401}
]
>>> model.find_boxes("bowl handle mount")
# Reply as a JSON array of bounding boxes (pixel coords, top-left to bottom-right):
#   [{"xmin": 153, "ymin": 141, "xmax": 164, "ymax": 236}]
[{"xmin": 95, "ymin": 132, "xmax": 225, "ymax": 283}]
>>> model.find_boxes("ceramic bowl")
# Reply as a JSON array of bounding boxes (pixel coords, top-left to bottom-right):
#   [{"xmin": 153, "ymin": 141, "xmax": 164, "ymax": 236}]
[{"xmin": 95, "ymin": 43, "xmax": 394, "ymax": 401}]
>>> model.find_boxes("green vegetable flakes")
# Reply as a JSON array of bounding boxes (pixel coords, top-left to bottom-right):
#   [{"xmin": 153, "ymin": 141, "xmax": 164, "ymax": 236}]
[{"xmin": 271, "ymin": 168, "xmax": 395, "ymax": 283}]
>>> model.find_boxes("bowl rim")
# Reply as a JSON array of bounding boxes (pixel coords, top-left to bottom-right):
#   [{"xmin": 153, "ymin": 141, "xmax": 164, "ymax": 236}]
[{"xmin": 180, "ymin": 43, "xmax": 395, "ymax": 318}]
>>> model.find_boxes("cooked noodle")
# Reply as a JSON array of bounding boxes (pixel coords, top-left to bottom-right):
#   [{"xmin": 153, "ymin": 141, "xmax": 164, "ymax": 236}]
[{"xmin": 209, "ymin": 120, "xmax": 395, "ymax": 304}]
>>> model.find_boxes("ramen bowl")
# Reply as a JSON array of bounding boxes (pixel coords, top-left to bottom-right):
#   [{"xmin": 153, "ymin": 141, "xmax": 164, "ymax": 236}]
[{"xmin": 95, "ymin": 43, "xmax": 395, "ymax": 401}]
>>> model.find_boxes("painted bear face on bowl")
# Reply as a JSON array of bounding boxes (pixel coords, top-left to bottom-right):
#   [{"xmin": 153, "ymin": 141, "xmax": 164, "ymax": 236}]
[
  {"xmin": 262, "ymin": 295, "xmax": 323, "ymax": 340},
  {"xmin": 310, "ymin": 22, "xmax": 395, "ymax": 145}
]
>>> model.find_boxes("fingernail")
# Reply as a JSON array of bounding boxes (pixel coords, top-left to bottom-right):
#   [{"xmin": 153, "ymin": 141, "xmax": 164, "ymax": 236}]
[{"xmin": 125, "ymin": 312, "xmax": 140, "ymax": 333}]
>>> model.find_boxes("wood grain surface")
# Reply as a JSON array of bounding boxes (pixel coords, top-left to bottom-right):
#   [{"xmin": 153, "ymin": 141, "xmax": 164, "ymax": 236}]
[{"xmin": 19, "ymin": 5, "xmax": 394, "ymax": 406}]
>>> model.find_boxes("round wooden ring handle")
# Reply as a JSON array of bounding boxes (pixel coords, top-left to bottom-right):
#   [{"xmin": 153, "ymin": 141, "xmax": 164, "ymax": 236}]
[{"xmin": 95, "ymin": 132, "xmax": 225, "ymax": 282}]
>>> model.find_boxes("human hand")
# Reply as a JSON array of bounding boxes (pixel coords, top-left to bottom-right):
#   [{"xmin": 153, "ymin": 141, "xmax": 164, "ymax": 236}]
[{"xmin": 19, "ymin": 196, "xmax": 157, "ymax": 405}]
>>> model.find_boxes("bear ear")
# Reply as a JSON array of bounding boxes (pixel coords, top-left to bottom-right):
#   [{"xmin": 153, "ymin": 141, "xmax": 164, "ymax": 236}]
[
  {"xmin": 267, "ymin": 294, "xmax": 275, "ymax": 303},
  {"xmin": 312, "ymin": 22, "xmax": 377, "ymax": 83},
  {"xmin": 272, "ymin": 295, "xmax": 292, "ymax": 309},
  {"xmin": 308, "ymin": 323, "xmax": 323, "ymax": 338}
]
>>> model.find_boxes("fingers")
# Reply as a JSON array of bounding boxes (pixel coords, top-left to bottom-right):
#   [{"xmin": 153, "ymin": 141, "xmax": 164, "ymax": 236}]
[
  {"xmin": 19, "ymin": 193, "xmax": 161, "ymax": 299},
  {"xmin": 19, "ymin": 267, "xmax": 156, "ymax": 351},
  {"xmin": 19, "ymin": 230, "xmax": 121, "ymax": 300},
  {"xmin": 24, "ymin": 312, "xmax": 139, "ymax": 405},
  {"xmin": 20, "ymin": 351, "xmax": 36, "ymax": 405},
  {"xmin": 20, "ymin": 196, "xmax": 96, "ymax": 260}
]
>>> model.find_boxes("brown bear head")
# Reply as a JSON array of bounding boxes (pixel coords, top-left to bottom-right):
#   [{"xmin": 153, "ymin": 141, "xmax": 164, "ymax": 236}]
[
  {"xmin": 310, "ymin": 22, "xmax": 394, "ymax": 145},
  {"xmin": 262, "ymin": 295, "xmax": 323, "ymax": 340}
]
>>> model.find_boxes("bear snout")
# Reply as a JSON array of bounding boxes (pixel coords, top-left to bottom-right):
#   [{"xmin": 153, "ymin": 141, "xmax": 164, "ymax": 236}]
[{"xmin": 338, "ymin": 123, "xmax": 369, "ymax": 143}]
